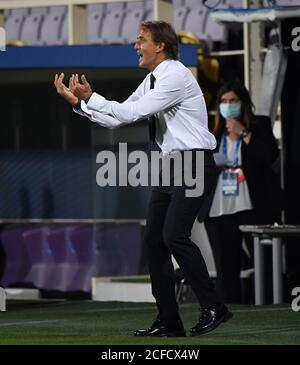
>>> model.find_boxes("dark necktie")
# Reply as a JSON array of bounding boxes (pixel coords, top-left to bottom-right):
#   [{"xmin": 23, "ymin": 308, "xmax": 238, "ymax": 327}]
[{"xmin": 149, "ymin": 73, "xmax": 156, "ymax": 147}]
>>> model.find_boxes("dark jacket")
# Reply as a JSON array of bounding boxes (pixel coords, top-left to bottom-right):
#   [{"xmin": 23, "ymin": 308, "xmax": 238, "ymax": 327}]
[{"xmin": 213, "ymin": 115, "xmax": 284, "ymax": 223}]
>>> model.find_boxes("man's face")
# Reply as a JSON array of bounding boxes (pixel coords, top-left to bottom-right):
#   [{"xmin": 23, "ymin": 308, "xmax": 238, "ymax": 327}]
[{"xmin": 134, "ymin": 28, "xmax": 164, "ymax": 72}]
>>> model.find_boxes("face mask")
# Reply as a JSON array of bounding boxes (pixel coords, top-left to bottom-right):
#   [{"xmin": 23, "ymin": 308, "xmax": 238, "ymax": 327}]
[{"xmin": 219, "ymin": 103, "xmax": 241, "ymax": 119}]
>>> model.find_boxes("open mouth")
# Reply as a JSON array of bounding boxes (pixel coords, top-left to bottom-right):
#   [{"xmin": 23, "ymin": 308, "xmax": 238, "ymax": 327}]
[{"xmin": 137, "ymin": 51, "xmax": 143, "ymax": 61}]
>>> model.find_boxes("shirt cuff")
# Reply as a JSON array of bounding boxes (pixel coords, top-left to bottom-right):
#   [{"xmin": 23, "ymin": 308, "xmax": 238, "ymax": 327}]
[
  {"xmin": 86, "ymin": 92, "xmax": 106, "ymax": 112},
  {"xmin": 72, "ymin": 100, "xmax": 92, "ymax": 117},
  {"xmin": 80, "ymin": 100, "xmax": 92, "ymax": 116}
]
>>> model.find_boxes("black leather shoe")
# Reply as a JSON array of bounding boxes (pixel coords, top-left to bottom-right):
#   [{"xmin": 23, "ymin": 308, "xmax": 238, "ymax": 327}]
[
  {"xmin": 190, "ymin": 304, "xmax": 233, "ymax": 336},
  {"xmin": 134, "ymin": 318, "xmax": 186, "ymax": 337}
]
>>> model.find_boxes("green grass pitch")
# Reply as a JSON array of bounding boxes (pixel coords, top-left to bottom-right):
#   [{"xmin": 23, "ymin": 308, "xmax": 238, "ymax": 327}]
[{"xmin": 0, "ymin": 300, "xmax": 299, "ymax": 345}]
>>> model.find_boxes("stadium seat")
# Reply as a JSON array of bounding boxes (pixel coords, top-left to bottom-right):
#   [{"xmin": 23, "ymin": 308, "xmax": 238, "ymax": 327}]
[
  {"xmin": 114, "ymin": 223, "xmax": 142, "ymax": 275},
  {"xmin": 87, "ymin": 3, "xmax": 108, "ymax": 43},
  {"xmin": 93, "ymin": 224, "xmax": 125, "ymax": 277},
  {"xmin": 93, "ymin": 223, "xmax": 142, "ymax": 277},
  {"xmin": 144, "ymin": 0, "xmax": 153, "ymax": 20},
  {"xmin": 184, "ymin": 2, "xmax": 227, "ymax": 48},
  {"xmin": 88, "ymin": 3, "xmax": 107, "ymax": 13},
  {"xmin": 22, "ymin": 225, "xmax": 56, "ymax": 290},
  {"xmin": 69, "ymin": 224, "xmax": 95, "ymax": 292},
  {"xmin": 122, "ymin": 7, "xmax": 146, "ymax": 44},
  {"xmin": 40, "ymin": 12, "xmax": 65, "ymax": 45},
  {"xmin": 0, "ymin": 225, "xmax": 32, "ymax": 287},
  {"xmin": 49, "ymin": 5, "xmax": 67, "ymax": 15},
  {"xmin": 185, "ymin": 0, "xmax": 199, "ymax": 6},
  {"xmin": 173, "ymin": 0, "xmax": 185, "ymax": 7},
  {"xmin": 5, "ymin": 8, "xmax": 29, "ymax": 43},
  {"xmin": 184, "ymin": 5, "xmax": 208, "ymax": 41},
  {"xmin": 10, "ymin": 8, "xmax": 29, "ymax": 17},
  {"xmin": 3, "ymin": 9, "xmax": 12, "ymax": 22},
  {"xmin": 173, "ymin": 6, "xmax": 189, "ymax": 32},
  {"xmin": 99, "ymin": 9, "xmax": 125, "ymax": 44},
  {"xmin": 126, "ymin": 0, "xmax": 144, "ymax": 11},
  {"xmin": 20, "ymin": 13, "xmax": 45, "ymax": 45},
  {"xmin": 88, "ymin": 9, "xmax": 105, "ymax": 44},
  {"xmin": 106, "ymin": 2, "xmax": 126, "ymax": 12},
  {"xmin": 46, "ymin": 225, "xmax": 79, "ymax": 291},
  {"xmin": 88, "ymin": 2, "xmax": 125, "ymax": 44},
  {"xmin": 30, "ymin": 7, "xmax": 49, "ymax": 15},
  {"xmin": 46, "ymin": 5, "xmax": 67, "ymax": 45},
  {"xmin": 203, "ymin": 10, "xmax": 226, "ymax": 43},
  {"xmin": 59, "ymin": 15, "xmax": 68, "ymax": 45}
]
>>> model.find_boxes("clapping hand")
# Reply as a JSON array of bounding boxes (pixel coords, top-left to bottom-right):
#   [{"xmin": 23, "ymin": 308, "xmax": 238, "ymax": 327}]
[
  {"xmin": 54, "ymin": 72, "xmax": 79, "ymax": 106},
  {"xmin": 71, "ymin": 74, "xmax": 93, "ymax": 101}
]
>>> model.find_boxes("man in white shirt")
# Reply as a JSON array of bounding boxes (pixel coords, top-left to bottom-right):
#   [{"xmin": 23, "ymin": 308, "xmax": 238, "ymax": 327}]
[{"xmin": 54, "ymin": 20, "xmax": 232, "ymax": 337}]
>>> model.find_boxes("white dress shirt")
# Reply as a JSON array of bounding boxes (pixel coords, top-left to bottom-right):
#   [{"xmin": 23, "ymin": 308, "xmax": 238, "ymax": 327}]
[{"xmin": 74, "ymin": 59, "xmax": 216, "ymax": 155}]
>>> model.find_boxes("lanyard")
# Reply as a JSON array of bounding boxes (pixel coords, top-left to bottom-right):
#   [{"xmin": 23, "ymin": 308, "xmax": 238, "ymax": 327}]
[{"xmin": 222, "ymin": 135, "xmax": 241, "ymax": 167}]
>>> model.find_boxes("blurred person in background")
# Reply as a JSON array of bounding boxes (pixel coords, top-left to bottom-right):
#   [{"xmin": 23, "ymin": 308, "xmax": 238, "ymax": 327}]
[{"xmin": 204, "ymin": 79, "xmax": 284, "ymax": 303}]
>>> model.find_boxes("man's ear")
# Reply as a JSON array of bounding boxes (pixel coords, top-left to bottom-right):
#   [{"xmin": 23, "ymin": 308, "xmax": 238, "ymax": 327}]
[{"xmin": 156, "ymin": 42, "xmax": 165, "ymax": 53}]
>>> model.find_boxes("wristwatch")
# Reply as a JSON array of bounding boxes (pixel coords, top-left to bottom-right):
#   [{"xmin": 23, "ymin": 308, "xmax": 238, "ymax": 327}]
[
  {"xmin": 240, "ymin": 129, "xmax": 250, "ymax": 138},
  {"xmin": 74, "ymin": 100, "xmax": 81, "ymax": 110}
]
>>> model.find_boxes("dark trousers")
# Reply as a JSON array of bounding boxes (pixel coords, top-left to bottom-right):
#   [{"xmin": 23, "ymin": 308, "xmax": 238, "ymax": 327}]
[
  {"xmin": 204, "ymin": 210, "xmax": 257, "ymax": 304},
  {"xmin": 143, "ymin": 150, "xmax": 221, "ymax": 323}
]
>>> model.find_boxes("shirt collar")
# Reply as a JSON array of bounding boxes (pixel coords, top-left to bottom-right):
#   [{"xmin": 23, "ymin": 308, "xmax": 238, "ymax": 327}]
[{"xmin": 151, "ymin": 59, "xmax": 174, "ymax": 80}]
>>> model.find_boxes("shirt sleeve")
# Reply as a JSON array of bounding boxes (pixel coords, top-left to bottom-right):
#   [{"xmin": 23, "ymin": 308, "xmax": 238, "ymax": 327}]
[
  {"xmin": 85, "ymin": 72, "xmax": 186, "ymax": 126},
  {"xmin": 73, "ymin": 101, "xmax": 128, "ymax": 129},
  {"xmin": 73, "ymin": 100, "xmax": 92, "ymax": 117},
  {"xmin": 90, "ymin": 110, "xmax": 131, "ymax": 129},
  {"xmin": 123, "ymin": 78, "xmax": 146, "ymax": 103}
]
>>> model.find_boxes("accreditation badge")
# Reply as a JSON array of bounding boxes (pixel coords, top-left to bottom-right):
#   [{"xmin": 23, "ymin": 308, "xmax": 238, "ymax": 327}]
[{"xmin": 222, "ymin": 168, "xmax": 239, "ymax": 196}]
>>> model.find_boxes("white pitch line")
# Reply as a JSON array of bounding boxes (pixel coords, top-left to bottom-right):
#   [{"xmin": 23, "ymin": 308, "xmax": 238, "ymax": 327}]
[
  {"xmin": 232, "ymin": 307, "xmax": 293, "ymax": 313},
  {"xmin": 83, "ymin": 306, "xmax": 157, "ymax": 313},
  {"xmin": 81, "ymin": 305, "xmax": 293, "ymax": 314},
  {"xmin": 52, "ymin": 300, "xmax": 293, "ymax": 314},
  {"xmin": 213, "ymin": 326, "xmax": 300, "ymax": 337},
  {"xmin": 2, "ymin": 304, "xmax": 293, "ymax": 318},
  {"xmin": 0, "ymin": 319, "xmax": 59, "ymax": 327}
]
